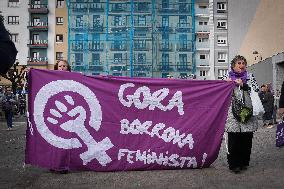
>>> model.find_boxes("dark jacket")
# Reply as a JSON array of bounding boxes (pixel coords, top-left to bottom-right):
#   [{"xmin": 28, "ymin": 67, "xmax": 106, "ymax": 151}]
[
  {"xmin": 280, "ymin": 81, "xmax": 284, "ymax": 108},
  {"xmin": 0, "ymin": 15, "xmax": 18, "ymax": 74},
  {"xmin": 259, "ymin": 91, "xmax": 274, "ymax": 113}
]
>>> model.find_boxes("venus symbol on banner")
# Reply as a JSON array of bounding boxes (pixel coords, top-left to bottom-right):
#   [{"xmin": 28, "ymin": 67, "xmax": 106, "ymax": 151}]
[{"xmin": 33, "ymin": 80, "xmax": 114, "ymax": 166}]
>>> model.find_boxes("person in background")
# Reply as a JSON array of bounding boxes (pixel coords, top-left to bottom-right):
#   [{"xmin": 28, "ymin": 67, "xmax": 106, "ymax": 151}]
[
  {"xmin": 54, "ymin": 59, "xmax": 71, "ymax": 72},
  {"xmin": 1, "ymin": 87, "xmax": 16, "ymax": 130},
  {"xmin": 279, "ymin": 81, "xmax": 284, "ymax": 118},
  {"xmin": 259, "ymin": 84, "xmax": 274, "ymax": 128},
  {"xmin": 223, "ymin": 55, "xmax": 259, "ymax": 174},
  {"xmin": 0, "ymin": 15, "xmax": 18, "ymax": 74}
]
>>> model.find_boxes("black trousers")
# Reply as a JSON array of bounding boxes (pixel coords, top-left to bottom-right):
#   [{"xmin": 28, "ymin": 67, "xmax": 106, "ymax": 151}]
[{"xmin": 227, "ymin": 132, "xmax": 253, "ymax": 169}]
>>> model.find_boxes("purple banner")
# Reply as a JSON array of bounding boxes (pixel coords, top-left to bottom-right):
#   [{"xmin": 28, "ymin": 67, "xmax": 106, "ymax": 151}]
[{"xmin": 25, "ymin": 69, "xmax": 234, "ymax": 171}]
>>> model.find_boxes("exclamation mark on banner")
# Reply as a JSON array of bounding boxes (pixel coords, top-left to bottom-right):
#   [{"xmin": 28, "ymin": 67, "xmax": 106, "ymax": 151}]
[{"xmin": 201, "ymin": 153, "xmax": 207, "ymax": 168}]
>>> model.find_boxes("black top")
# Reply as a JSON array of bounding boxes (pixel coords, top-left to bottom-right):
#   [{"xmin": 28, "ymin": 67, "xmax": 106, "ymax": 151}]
[
  {"xmin": 279, "ymin": 81, "xmax": 284, "ymax": 108},
  {"xmin": 0, "ymin": 15, "xmax": 18, "ymax": 74}
]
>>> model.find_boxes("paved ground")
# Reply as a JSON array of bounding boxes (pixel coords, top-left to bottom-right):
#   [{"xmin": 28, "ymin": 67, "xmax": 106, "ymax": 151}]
[{"xmin": 0, "ymin": 118, "xmax": 283, "ymax": 189}]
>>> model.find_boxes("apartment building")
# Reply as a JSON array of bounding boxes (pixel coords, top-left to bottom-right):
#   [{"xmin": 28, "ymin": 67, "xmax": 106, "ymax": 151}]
[
  {"xmin": 1, "ymin": 0, "xmax": 229, "ymax": 80},
  {"xmin": 67, "ymin": 0, "xmax": 228, "ymax": 79},
  {"xmin": 0, "ymin": 0, "xmax": 29, "ymax": 68}
]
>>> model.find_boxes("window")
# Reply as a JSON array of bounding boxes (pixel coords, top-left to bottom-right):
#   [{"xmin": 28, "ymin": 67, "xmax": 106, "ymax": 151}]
[
  {"xmin": 200, "ymin": 54, "xmax": 206, "ymax": 59},
  {"xmin": 137, "ymin": 15, "xmax": 146, "ymax": 26},
  {"xmin": 32, "ymin": 34, "xmax": 39, "ymax": 43},
  {"xmin": 75, "ymin": 53, "xmax": 83, "ymax": 65},
  {"xmin": 57, "ymin": 0, "xmax": 64, "ymax": 8},
  {"xmin": 56, "ymin": 17, "xmax": 64, "ymax": 25},
  {"xmin": 33, "ymin": 0, "xmax": 41, "ymax": 8},
  {"xmin": 32, "ymin": 52, "xmax": 39, "ymax": 60},
  {"xmin": 56, "ymin": 52, "xmax": 63, "ymax": 60},
  {"xmin": 198, "ymin": 37, "xmax": 208, "ymax": 42},
  {"xmin": 137, "ymin": 53, "xmax": 146, "ymax": 64},
  {"xmin": 217, "ymin": 20, "xmax": 227, "ymax": 29},
  {"xmin": 200, "ymin": 70, "xmax": 207, "ymax": 77},
  {"xmin": 162, "ymin": 16, "xmax": 169, "ymax": 27},
  {"xmin": 218, "ymin": 52, "xmax": 227, "ymax": 63},
  {"xmin": 218, "ymin": 69, "xmax": 228, "ymax": 79},
  {"xmin": 92, "ymin": 53, "xmax": 100, "ymax": 65},
  {"xmin": 10, "ymin": 33, "xmax": 19, "ymax": 43},
  {"xmin": 199, "ymin": 21, "xmax": 207, "ymax": 26},
  {"xmin": 8, "ymin": 0, "xmax": 20, "ymax": 7},
  {"xmin": 199, "ymin": 5, "xmax": 207, "ymax": 9},
  {"xmin": 56, "ymin": 34, "xmax": 63, "ymax": 42},
  {"xmin": 93, "ymin": 15, "xmax": 100, "ymax": 27},
  {"xmin": 162, "ymin": 73, "xmax": 170, "ymax": 78},
  {"xmin": 217, "ymin": 36, "xmax": 227, "ymax": 46},
  {"xmin": 8, "ymin": 16, "xmax": 19, "ymax": 25},
  {"xmin": 114, "ymin": 16, "xmax": 124, "ymax": 26},
  {"xmin": 217, "ymin": 2, "xmax": 226, "ymax": 13},
  {"xmin": 114, "ymin": 53, "xmax": 122, "ymax": 63}
]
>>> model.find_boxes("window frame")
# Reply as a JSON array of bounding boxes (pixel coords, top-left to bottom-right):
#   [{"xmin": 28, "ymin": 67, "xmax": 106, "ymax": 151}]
[
  {"xmin": 56, "ymin": 17, "xmax": 64, "ymax": 25},
  {"xmin": 56, "ymin": 0, "xmax": 65, "ymax": 8},
  {"xmin": 7, "ymin": 16, "xmax": 19, "ymax": 25},
  {"xmin": 56, "ymin": 34, "xmax": 64, "ymax": 43}
]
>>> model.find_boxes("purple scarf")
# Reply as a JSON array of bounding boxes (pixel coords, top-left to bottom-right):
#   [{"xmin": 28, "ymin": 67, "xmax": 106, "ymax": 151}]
[{"xmin": 228, "ymin": 70, "xmax": 248, "ymax": 84}]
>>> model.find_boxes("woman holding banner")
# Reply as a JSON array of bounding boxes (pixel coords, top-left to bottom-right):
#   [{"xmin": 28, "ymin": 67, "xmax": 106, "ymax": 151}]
[
  {"xmin": 54, "ymin": 59, "xmax": 71, "ymax": 72},
  {"xmin": 279, "ymin": 81, "xmax": 284, "ymax": 117},
  {"xmin": 49, "ymin": 59, "xmax": 71, "ymax": 174},
  {"xmin": 223, "ymin": 55, "xmax": 259, "ymax": 174}
]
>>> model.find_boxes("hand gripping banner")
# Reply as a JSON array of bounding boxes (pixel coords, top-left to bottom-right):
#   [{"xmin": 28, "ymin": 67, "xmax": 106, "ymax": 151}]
[{"xmin": 25, "ymin": 69, "xmax": 234, "ymax": 171}]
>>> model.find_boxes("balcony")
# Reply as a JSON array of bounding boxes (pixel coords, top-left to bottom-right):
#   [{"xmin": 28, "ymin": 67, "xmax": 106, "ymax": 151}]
[
  {"xmin": 70, "ymin": 24, "xmax": 88, "ymax": 32},
  {"xmin": 156, "ymin": 26, "xmax": 173, "ymax": 32},
  {"xmin": 134, "ymin": 44, "xmax": 149, "ymax": 51},
  {"xmin": 70, "ymin": 3, "xmax": 88, "ymax": 13},
  {"xmin": 134, "ymin": 3, "xmax": 150, "ymax": 13},
  {"xmin": 88, "ymin": 42, "xmax": 104, "ymax": 51},
  {"xmin": 89, "ymin": 3, "xmax": 104, "ymax": 12},
  {"xmin": 110, "ymin": 4, "xmax": 128, "ymax": 13},
  {"xmin": 110, "ymin": 65, "xmax": 127, "ymax": 72},
  {"xmin": 27, "ymin": 40, "xmax": 48, "ymax": 48},
  {"xmin": 176, "ymin": 44, "xmax": 192, "ymax": 52},
  {"xmin": 177, "ymin": 63, "xmax": 192, "ymax": 72},
  {"xmin": 71, "ymin": 43, "xmax": 84, "ymax": 52},
  {"xmin": 27, "ymin": 57, "xmax": 48, "ymax": 66},
  {"xmin": 176, "ymin": 23, "xmax": 192, "ymax": 32},
  {"xmin": 133, "ymin": 64, "xmax": 152, "ymax": 72},
  {"xmin": 27, "ymin": 22, "xmax": 48, "ymax": 31},
  {"xmin": 157, "ymin": 63, "xmax": 175, "ymax": 72},
  {"xmin": 158, "ymin": 3, "xmax": 191, "ymax": 14},
  {"xmin": 159, "ymin": 43, "xmax": 173, "ymax": 51},
  {"xmin": 110, "ymin": 43, "xmax": 127, "ymax": 51},
  {"xmin": 89, "ymin": 62, "xmax": 104, "ymax": 71},
  {"xmin": 196, "ymin": 26, "xmax": 210, "ymax": 35},
  {"xmin": 134, "ymin": 22, "xmax": 151, "ymax": 32},
  {"xmin": 89, "ymin": 25, "xmax": 104, "ymax": 32},
  {"xmin": 28, "ymin": 4, "xmax": 49, "ymax": 14},
  {"xmin": 71, "ymin": 63, "xmax": 87, "ymax": 72},
  {"xmin": 110, "ymin": 23, "xmax": 127, "ymax": 32}
]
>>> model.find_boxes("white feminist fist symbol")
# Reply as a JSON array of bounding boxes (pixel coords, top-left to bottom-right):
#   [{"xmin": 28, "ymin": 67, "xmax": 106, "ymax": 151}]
[{"xmin": 34, "ymin": 80, "xmax": 114, "ymax": 166}]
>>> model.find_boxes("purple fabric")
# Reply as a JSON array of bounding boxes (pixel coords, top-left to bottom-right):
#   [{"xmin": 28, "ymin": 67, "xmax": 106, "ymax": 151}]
[
  {"xmin": 276, "ymin": 121, "xmax": 284, "ymax": 147},
  {"xmin": 25, "ymin": 69, "xmax": 234, "ymax": 171},
  {"xmin": 228, "ymin": 70, "xmax": 248, "ymax": 84}
]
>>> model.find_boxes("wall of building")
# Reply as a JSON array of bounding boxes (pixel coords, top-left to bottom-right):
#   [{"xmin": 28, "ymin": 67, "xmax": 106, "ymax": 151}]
[
  {"xmin": 54, "ymin": 0, "xmax": 68, "ymax": 65},
  {"xmin": 0, "ymin": 1, "xmax": 29, "ymax": 66},
  {"xmin": 228, "ymin": 0, "xmax": 284, "ymax": 65}
]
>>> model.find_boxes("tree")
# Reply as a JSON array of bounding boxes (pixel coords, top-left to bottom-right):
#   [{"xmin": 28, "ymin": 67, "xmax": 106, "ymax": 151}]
[{"xmin": 0, "ymin": 62, "xmax": 27, "ymax": 95}]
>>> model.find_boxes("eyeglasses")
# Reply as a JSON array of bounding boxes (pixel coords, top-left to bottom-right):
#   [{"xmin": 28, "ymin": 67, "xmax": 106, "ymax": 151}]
[{"xmin": 236, "ymin": 61, "xmax": 246, "ymax": 65}]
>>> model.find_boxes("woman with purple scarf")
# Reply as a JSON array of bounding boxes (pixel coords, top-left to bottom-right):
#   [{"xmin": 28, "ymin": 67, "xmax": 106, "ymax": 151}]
[{"xmin": 223, "ymin": 55, "xmax": 259, "ymax": 174}]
